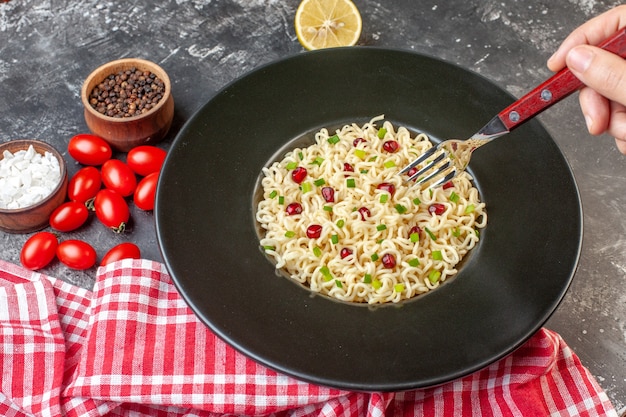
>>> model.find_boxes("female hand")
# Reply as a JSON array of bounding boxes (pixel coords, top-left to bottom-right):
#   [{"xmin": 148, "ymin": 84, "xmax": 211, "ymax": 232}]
[{"xmin": 547, "ymin": 5, "xmax": 626, "ymax": 154}]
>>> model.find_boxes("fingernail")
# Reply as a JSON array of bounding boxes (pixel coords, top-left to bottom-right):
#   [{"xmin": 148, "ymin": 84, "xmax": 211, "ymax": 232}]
[{"xmin": 567, "ymin": 46, "xmax": 594, "ymax": 73}]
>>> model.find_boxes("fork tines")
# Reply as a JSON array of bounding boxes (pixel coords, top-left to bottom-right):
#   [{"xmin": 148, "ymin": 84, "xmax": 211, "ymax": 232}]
[{"xmin": 399, "ymin": 146, "xmax": 457, "ymax": 188}]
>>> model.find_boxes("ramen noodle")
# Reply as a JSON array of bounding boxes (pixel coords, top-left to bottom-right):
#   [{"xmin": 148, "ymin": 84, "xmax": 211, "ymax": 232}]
[{"xmin": 256, "ymin": 116, "xmax": 487, "ymax": 304}]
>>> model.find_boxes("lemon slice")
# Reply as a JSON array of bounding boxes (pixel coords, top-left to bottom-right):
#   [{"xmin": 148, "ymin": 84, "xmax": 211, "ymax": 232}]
[{"xmin": 295, "ymin": 0, "xmax": 362, "ymax": 50}]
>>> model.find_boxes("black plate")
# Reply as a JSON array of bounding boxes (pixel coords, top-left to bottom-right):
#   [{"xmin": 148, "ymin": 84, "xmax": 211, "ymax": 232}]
[{"xmin": 155, "ymin": 47, "xmax": 582, "ymax": 392}]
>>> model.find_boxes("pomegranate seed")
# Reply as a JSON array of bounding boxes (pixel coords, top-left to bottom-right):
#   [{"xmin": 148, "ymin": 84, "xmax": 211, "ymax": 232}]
[
  {"xmin": 358, "ymin": 207, "xmax": 371, "ymax": 220},
  {"xmin": 442, "ymin": 181, "xmax": 454, "ymax": 189},
  {"xmin": 353, "ymin": 137, "xmax": 367, "ymax": 147},
  {"xmin": 376, "ymin": 182, "xmax": 396, "ymax": 196},
  {"xmin": 408, "ymin": 225, "xmax": 421, "ymax": 237},
  {"xmin": 381, "ymin": 253, "xmax": 396, "ymax": 268},
  {"xmin": 406, "ymin": 167, "xmax": 418, "ymax": 181},
  {"xmin": 428, "ymin": 203, "xmax": 446, "ymax": 215},
  {"xmin": 343, "ymin": 162, "xmax": 354, "ymax": 173},
  {"xmin": 382, "ymin": 140, "xmax": 399, "ymax": 153},
  {"xmin": 321, "ymin": 186, "xmax": 335, "ymax": 202},
  {"xmin": 291, "ymin": 166, "xmax": 307, "ymax": 184},
  {"xmin": 286, "ymin": 202, "xmax": 303, "ymax": 215},
  {"xmin": 306, "ymin": 224, "xmax": 322, "ymax": 239},
  {"xmin": 340, "ymin": 248, "xmax": 353, "ymax": 259}
]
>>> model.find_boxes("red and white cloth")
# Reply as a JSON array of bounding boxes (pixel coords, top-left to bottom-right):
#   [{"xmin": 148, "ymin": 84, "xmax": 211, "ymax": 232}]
[{"xmin": 0, "ymin": 258, "xmax": 618, "ymax": 417}]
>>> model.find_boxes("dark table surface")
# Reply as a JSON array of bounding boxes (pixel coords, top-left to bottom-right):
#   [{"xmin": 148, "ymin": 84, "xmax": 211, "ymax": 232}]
[{"xmin": 1, "ymin": 0, "xmax": 624, "ymax": 412}]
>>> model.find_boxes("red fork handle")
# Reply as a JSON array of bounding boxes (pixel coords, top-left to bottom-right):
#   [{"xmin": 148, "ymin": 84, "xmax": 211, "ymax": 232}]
[{"xmin": 498, "ymin": 28, "xmax": 626, "ymax": 131}]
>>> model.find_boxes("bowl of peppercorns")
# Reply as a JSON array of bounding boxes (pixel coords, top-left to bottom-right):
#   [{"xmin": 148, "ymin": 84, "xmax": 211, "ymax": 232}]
[{"xmin": 81, "ymin": 58, "xmax": 174, "ymax": 152}]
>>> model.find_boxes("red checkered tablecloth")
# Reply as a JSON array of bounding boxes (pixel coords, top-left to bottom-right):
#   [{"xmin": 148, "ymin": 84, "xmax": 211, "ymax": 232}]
[{"xmin": 0, "ymin": 259, "xmax": 617, "ymax": 416}]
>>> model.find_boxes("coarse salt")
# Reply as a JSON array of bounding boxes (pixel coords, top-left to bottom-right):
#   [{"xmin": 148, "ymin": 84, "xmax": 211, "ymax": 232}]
[{"xmin": 0, "ymin": 145, "xmax": 61, "ymax": 209}]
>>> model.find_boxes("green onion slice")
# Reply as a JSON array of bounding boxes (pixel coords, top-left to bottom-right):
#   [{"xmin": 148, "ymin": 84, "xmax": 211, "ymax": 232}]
[
  {"xmin": 424, "ymin": 227, "xmax": 437, "ymax": 241},
  {"xmin": 327, "ymin": 134, "xmax": 340, "ymax": 144},
  {"xmin": 428, "ymin": 270, "xmax": 441, "ymax": 284},
  {"xmin": 377, "ymin": 127, "xmax": 387, "ymax": 138},
  {"xmin": 313, "ymin": 178, "xmax": 326, "ymax": 186},
  {"xmin": 408, "ymin": 258, "xmax": 420, "ymax": 267},
  {"xmin": 285, "ymin": 162, "xmax": 298, "ymax": 170},
  {"xmin": 432, "ymin": 250, "xmax": 443, "ymax": 260},
  {"xmin": 346, "ymin": 178, "xmax": 356, "ymax": 188}
]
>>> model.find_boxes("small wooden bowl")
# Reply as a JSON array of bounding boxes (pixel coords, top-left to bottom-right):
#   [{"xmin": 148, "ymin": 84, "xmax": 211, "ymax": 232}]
[
  {"xmin": 81, "ymin": 58, "xmax": 174, "ymax": 152},
  {"xmin": 0, "ymin": 140, "xmax": 68, "ymax": 233}
]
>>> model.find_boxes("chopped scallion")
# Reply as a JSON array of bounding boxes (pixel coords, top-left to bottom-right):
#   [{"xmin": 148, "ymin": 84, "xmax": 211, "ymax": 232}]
[
  {"xmin": 360, "ymin": 169, "xmax": 369, "ymax": 174},
  {"xmin": 424, "ymin": 227, "xmax": 437, "ymax": 241},
  {"xmin": 449, "ymin": 192, "xmax": 460, "ymax": 203},
  {"xmin": 432, "ymin": 250, "xmax": 443, "ymax": 260},
  {"xmin": 354, "ymin": 149, "xmax": 367, "ymax": 160},
  {"xmin": 323, "ymin": 205, "xmax": 333, "ymax": 212},
  {"xmin": 413, "ymin": 197, "xmax": 421, "ymax": 205},
  {"xmin": 278, "ymin": 196, "xmax": 284, "ymax": 205},
  {"xmin": 452, "ymin": 227, "xmax": 461, "ymax": 237},
  {"xmin": 394, "ymin": 283, "xmax": 405, "ymax": 292},
  {"xmin": 335, "ymin": 279, "xmax": 343, "ymax": 288},
  {"xmin": 312, "ymin": 156, "xmax": 324, "ymax": 166},
  {"xmin": 410, "ymin": 232, "xmax": 420, "ymax": 243},
  {"xmin": 313, "ymin": 178, "xmax": 326, "ymax": 186},
  {"xmin": 346, "ymin": 178, "xmax": 356, "ymax": 188},
  {"xmin": 395, "ymin": 204, "xmax": 408, "ymax": 214},
  {"xmin": 408, "ymin": 258, "xmax": 420, "ymax": 267},
  {"xmin": 384, "ymin": 160, "xmax": 396, "ymax": 168},
  {"xmin": 301, "ymin": 182, "xmax": 312, "ymax": 194},
  {"xmin": 428, "ymin": 270, "xmax": 441, "ymax": 284},
  {"xmin": 327, "ymin": 134, "xmax": 340, "ymax": 145},
  {"xmin": 313, "ymin": 246, "xmax": 322, "ymax": 257},
  {"xmin": 336, "ymin": 219, "xmax": 345, "ymax": 228},
  {"xmin": 286, "ymin": 162, "xmax": 298, "ymax": 170},
  {"xmin": 380, "ymin": 194, "xmax": 389, "ymax": 203},
  {"xmin": 263, "ymin": 245, "xmax": 275, "ymax": 251},
  {"xmin": 298, "ymin": 151, "xmax": 304, "ymax": 160},
  {"xmin": 377, "ymin": 127, "xmax": 387, "ymax": 138},
  {"xmin": 376, "ymin": 224, "xmax": 387, "ymax": 231},
  {"xmin": 320, "ymin": 266, "xmax": 333, "ymax": 281},
  {"xmin": 331, "ymin": 234, "xmax": 339, "ymax": 244},
  {"xmin": 465, "ymin": 204, "xmax": 475, "ymax": 214},
  {"xmin": 284, "ymin": 231, "xmax": 296, "ymax": 238},
  {"xmin": 368, "ymin": 156, "xmax": 378, "ymax": 162},
  {"xmin": 371, "ymin": 253, "xmax": 379, "ymax": 261},
  {"xmin": 269, "ymin": 190, "xmax": 278, "ymax": 199},
  {"xmin": 372, "ymin": 279, "xmax": 382, "ymax": 289}
]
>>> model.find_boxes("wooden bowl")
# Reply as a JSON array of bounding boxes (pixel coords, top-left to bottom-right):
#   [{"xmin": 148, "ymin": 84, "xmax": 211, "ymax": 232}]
[
  {"xmin": 0, "ymin": 140, "xmax": 68, "ymax": 233},
  {"xmin": 81, "ymin": 58, "xmax": 174, "ymax": 152}
]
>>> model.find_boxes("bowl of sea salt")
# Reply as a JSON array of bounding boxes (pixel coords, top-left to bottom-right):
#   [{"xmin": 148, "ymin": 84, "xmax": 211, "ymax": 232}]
[{"xmin": 0, "ymin": 139, "xmax": 67, "ymax": 233}]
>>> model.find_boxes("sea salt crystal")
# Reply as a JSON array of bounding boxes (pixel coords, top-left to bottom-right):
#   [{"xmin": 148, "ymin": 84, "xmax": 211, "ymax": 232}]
[{"xmin": 0, "ymin": 145, "xmax": 61, "ymax": 209}]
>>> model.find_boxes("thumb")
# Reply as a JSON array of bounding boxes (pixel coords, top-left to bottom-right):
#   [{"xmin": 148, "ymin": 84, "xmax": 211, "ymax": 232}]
[{"xmin": 566, "ymin": 44, "xmax": 626, "ymax": 105}]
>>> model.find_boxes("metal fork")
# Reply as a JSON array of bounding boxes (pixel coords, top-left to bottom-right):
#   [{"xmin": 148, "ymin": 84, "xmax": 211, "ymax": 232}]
[{"xmin": 399, "ymin": 28, "xmax": 626, "ymax": 188}]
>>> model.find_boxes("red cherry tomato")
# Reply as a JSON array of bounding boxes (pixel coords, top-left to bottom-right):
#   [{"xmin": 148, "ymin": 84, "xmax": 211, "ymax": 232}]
[
  {"xmin": 133, "ymin": 172, "xmax": 159, "ymax": 211},
  {"xmin": 100, "ymin": 242, "xmax": 141, "ymax": 266},
  {"xmin": 126, "ymin": 146, "xmax": 167, "ymax": 176},
  {"xmin": 94, "ymin": 189, "xmax": 130, "ymax": 233},
  {"xmin": 68, "ymin": 166, "xmax": 101, "ymax": 203},
  {"xmin": 20, "ymin": 232, "xmax": 58, "ymax": 270},
  {"xmin": 56, "ymin": 240, "xmax": 97, "ymax": 270},
  {"xmin": 49, "ymin": 201, "xmax": 89, "ymax": 232},
  {"xmin": 101, "ymin": 159, "xmax": 137, "ymax": 197},
  {"xmin": 67, "ymin": 134, "xmax": 112, "ymax": 166}
]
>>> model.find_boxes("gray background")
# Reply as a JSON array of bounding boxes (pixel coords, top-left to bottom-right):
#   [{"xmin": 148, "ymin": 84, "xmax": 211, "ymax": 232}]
[{"xmin": 1, "ymin": 0, "xmax": 624, "ymax": 412}]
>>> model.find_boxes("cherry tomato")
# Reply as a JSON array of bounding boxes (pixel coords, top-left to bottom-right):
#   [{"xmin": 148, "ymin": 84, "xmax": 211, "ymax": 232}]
[
  {"xmin": 57, "ymin": 240, "xmax": 97, "ymax": 270},
  {"xmin": 49, "ymin": 201, "xmax": 89, "ymax": 232},
  {"xmin": 20, "ymin": 232, "xmax": 58, "ymax": 270},
  {"xmin": 100, "ymin": 242, "xmax": 141, "ymax": 266},
  {"xmin": 101, "ymin": 159, "xmax": 137, "ymax": 197},
  {"xmin": 127, "ymin": 146, "xmax": 167, "ymax": 176},
  {"xmin": 67, "ymin": 134, "xmax": 112, "ymax": 166},
  {"xmin": 68, "ymin": 166, "xmax": 101, "ymax": 203},
  {"xmin": 94, "ymin": 189, "xmax": 130, "ymax": 233},
  {"xmin": 133, "ymin": 172, "xmax": 159, "ymax": 211}
]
